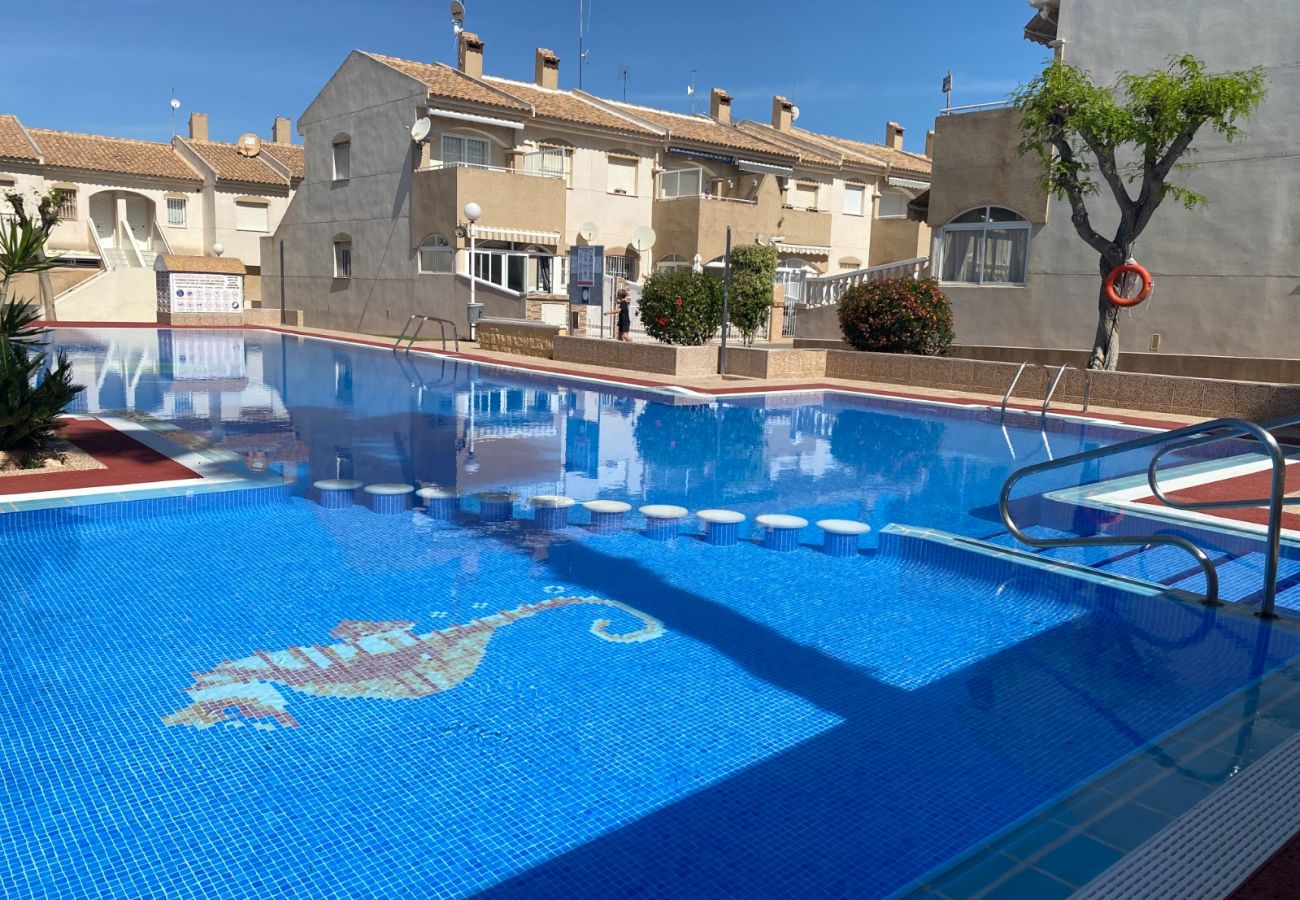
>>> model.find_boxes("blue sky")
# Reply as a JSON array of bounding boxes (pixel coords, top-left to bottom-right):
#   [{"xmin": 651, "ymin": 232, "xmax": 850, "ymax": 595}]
[{"xmin": 2, "ymin": 0, "xmax": 1050, "ymax": 153}]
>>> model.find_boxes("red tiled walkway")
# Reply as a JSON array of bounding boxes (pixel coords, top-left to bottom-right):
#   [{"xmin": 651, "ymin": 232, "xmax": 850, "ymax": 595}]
[{"xmin": 0, "ymin": 418, "xmax": 197, "ymax": 495}]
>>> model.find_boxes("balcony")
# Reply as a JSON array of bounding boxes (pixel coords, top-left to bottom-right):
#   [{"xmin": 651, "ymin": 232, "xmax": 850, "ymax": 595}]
[
  {"xmin": 652, "ymin": 189, "xmax": 831, "ymax": 264},
  {"xmin": 410, "ymin": 164, "xmax": 567, "ymax": 252}
]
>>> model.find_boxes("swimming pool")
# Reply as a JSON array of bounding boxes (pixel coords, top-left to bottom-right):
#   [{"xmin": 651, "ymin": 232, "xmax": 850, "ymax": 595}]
[{"xmin": 4, "ymin": 327, "xmax": 1298, "ymax": 898}]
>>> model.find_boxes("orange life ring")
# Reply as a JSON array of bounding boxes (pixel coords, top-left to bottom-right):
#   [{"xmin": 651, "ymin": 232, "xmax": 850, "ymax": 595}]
[{"xmin": 1105, "ymin": 262, "xmax": 1153, "ymax": 307}]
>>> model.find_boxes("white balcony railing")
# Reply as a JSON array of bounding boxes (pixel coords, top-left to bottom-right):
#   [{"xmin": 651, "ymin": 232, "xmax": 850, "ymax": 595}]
[
  {"xmin": 802, "ymin": 257, "xmax": 930, "ymax": 307},
  {"xmin": 423, "ymin": 161, "xmax": 564, "ymax": 179},
  {"xmin": 938, "ymin": 100, "xmax": 1016, "ymax": 116}
]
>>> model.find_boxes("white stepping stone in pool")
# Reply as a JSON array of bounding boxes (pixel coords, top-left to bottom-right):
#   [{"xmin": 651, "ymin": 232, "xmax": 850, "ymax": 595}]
[
  {"xmin": 476, "ymin": 491, "xmax": 518, "ymax": 523},
  {"xmin": 364, "ymin": 483, "xmax": 415, "ymax": 515},
  {"xmin": 416, "ymin": 484, "xmax": 461, "ymax": 520},
  {"xmin": 529, "ymin": 495, "xmax": 576, "ymax": 529},
  {"xmin": 583, "ymin": 499, "xmax": 633, "ymax": 534},
  {"xmin": 696, "ymin": 509, "xmax": 745, "ymax": 546},
  {"xmin": 816, "ymin": 519, "xmax": 872, "ymax": 558},
  {"xmin": 415, "ymin": 485, "xmax": 460, "ymax": 500},
  {"xmin": 755, "ymin": 513, "xmax": 809, "ymax": 552},
  {"xmin": 640, "ymin": 504, "xmax": 688, "ymax": 540},
  {"xmin": 312, "ymin": 478, "xmax": 364, "ymax": 509}
]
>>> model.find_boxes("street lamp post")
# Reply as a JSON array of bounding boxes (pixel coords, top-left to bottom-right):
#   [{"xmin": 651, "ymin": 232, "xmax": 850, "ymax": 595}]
[{"xmin": 463, "ymin": 201, "xmax": 482, "ymax": 340}]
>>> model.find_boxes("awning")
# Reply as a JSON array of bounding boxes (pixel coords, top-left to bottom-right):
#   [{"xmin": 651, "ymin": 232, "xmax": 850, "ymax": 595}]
[
  {"xmin": 428, "ymin": 107, "xmax": 524, "ymax": 131},
  {"xmin": 472, "ymin": 225, "xmax": 561, "ymax": 244},
  {"xmin": 907, "ymin": 190, "xmax": 931, "ymax": 223},
  {"xmin": 738, "ymin": 158, "xmax": 794, "ymax": 177},
  {"xmin": 887, "ymin": 175, "xmax": 930, "ymax": 190},
  {"xmin": 774, "ymin": 242, "xmax": 830, "ymax": 257}
]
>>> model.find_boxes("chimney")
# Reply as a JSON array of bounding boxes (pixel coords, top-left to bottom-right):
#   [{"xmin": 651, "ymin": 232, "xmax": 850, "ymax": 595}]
[
  {"xmin": 458, "ymin": 31, "xmax": 484, "ymax": 79},
  {"xmin": 188, "ymin": 112, "xmax": 208, "ymax": 142},
  {"xmin": 272, "ymin": 116, "xmax": 292, "ymax": 145},
  {"xmin": 885, "ymin": 121, "xmax": 905, "ymax": 151},
  {"xmin": 771, "ymin": 95, "xmax": 794, "ymax": 132},
  {"xmin": 710, "ymin": 88, "xmax": 733, "ymax": 124},
  {"xmin": 924, "ymin": 129, "xmax": 935, "ymax": 159},
  {"xmin": 534, "ymin": 48, "xmax": 560, "ymax": 89}
]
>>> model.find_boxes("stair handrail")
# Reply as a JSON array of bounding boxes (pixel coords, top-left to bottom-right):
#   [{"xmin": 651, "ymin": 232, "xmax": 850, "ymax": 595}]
[
  {"xmin": 1000, "ymin": 361, "xmax": 1043, "ymax": 419},
  {"xmin": 1000, "ymin": 414, "xmax": 1300, "ymax": 617},
  {"xmin": 1041, "ymin": 363, "xmax": 1090, "ymax": 418}
]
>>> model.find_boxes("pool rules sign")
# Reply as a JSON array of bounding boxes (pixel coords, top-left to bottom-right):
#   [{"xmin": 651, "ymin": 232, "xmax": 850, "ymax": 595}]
[
  {"xmin": 567, "ymin": 245, "xmax": 604, "ymax": 306},
  {"xmin": 156, "ymin": 271, "xmax": 244, "ymax": 315}
]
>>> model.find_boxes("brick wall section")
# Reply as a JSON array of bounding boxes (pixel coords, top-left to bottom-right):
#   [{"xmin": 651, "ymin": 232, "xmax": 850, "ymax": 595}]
[
  {"xmin": 477, "ymin": 319, "xmax": 562, "ymax": 358},
  {"xmin": 553, "ymin": 336, "xmax": 718, "ymax": 376}
]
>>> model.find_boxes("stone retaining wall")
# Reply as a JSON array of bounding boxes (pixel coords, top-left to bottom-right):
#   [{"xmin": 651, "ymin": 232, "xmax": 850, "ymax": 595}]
[
  {"xmin": 477, "ymin": 318, "xmax": 562, "ymax": 359},
  {"xmin": 725, "ymin": 347, "xmax": 827, "ymax": 379},
  {"xmin": 552, "ymin": 337, "xmax": 718, "ymax": 376}
]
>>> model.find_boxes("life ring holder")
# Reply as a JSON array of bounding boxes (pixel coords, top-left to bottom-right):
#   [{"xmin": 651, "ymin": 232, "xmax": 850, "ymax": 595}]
[{"xmin": 1105, "ymin": 261, "xmax": 1153, "ymax": 308}]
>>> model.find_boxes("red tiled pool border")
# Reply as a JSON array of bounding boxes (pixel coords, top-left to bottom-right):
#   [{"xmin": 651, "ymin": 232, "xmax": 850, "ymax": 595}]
[{"xmin": 0, "ymin": 417, "xmax": 198, "ymax": 495}]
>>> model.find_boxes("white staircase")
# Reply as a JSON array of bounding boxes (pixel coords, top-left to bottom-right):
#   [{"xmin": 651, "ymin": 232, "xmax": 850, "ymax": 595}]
[{"xmin": 102, "ymin": 247, "xmax": 134, "ymax": 269}]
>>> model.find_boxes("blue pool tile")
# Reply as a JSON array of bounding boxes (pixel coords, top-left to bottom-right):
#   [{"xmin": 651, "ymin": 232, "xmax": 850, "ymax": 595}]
[
  {"xmin": 927, "ymin": 850, "xmax": 1018, "ymax": 898},
  {"xmin": 1034, "ymin": 834, "xmax": 1123, "ymax": 887},
  {"xmin": 982, "ymin": 867, "xmax": 1074, "ymax": 900},
  {"xmin": 1132, "ymin": 773, "xmax": 1218, "ymax": 817},
  {"xmin": 1084, "ymin": 805, "xmax": 1173, "ymax": 852}
]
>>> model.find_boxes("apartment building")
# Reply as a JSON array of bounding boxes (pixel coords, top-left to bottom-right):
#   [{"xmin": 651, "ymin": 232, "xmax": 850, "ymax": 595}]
[
  {"xmin": 0, "ymin": 113, "xmax": 302, "ymax": 319},
  {"xmin": 923, "ymin": 0, "xmax": 1298, "ymax": 372},
  {"xmin": 261, "ymin": 32, "xmax": 930, "ymax": 336}
]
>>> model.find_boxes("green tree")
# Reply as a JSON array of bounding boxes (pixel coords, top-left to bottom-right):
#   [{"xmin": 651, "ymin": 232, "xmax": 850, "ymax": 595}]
[
  {"xmin": 837, "ymin": 277, "xmax": 954, "ymax": 355},
  {"xmin": 0, "ymin": 216, "xmax": 83, "ymax": 465},
  {"xmin": 1013, "ymin": 55, "xmax": 1266, "ymax": 370},
  {"xmin": 726, "ymin": 242, "xmax": 779, "ymax": 346},
  {"xmin": 638, "ymin": 269, "xmax": 722, "ymax": 345},
  {"xmin": 3, "ymin": 188, "xmax": 66, "ymax": 321}
]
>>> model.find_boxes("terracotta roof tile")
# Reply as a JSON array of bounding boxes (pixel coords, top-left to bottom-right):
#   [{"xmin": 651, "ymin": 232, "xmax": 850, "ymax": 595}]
[
  {"xmin": 25, "ymin": 128, "xmax": 201, "ymax": 182},
  {"xmin": 605, "ymin": 101, "xmax": 795, "ymax": 159},
  {"xmin": 0, "ymin": 115, "xmax": 39, "ymax": 162},
  {"xmin": 805, "ymin": 131, "xmax": 931, "ymax": 177},
  {"xmin": 483, "ymin": 77, "xmax": 659, "ymax": 137},
  {"xmin": 182, "ymin": 139, "xmax": 288, "ymax": 186},
  {"xmin": 363, "ymin": 53, "xmax": 532, "ymax": 113},
  {"xmin": 735, "ymin": 122, "xmax": 842, "ymax": 167},
  {"xmin": 156, "ymin": 254, "xmax": 247, "ymax": 274},
  {"xmin": 263, "ymin": 143, "xmax": 304, "ymax": 180}
]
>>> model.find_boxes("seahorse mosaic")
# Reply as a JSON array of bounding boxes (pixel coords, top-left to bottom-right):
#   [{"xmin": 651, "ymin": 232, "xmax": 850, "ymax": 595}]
[{"xmin": 163, "ymin": 596, "xmax": 664, "ymax": 730}]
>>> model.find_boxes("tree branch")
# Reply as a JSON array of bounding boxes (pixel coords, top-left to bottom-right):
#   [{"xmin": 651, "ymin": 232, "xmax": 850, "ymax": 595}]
[
  {"xmin": 1077, "ymin": 126, "xmax": 1134, "ymax": 216},
  {"xmin": 1131, "ymin": 122, "xmax": 1203, "ymax": 237},
  {"xmin": 1049, "ymin": 134, "xmax": 1114, "ymax": 257}
]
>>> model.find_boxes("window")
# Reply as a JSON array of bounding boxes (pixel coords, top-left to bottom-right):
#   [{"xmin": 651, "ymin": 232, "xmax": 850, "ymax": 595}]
[
  {"xmin": 607, "ymin": 155, "xmax": 637, "ymax": 195},
  {"xmin": 235, "ymin": 200, "xmax": 269, "ymax": 232},
  {"xmin": 442, "ymin": 134, "xmax": 489, "ymax": 169},
  {"xmin": 523, "ymin": 146, "xmax": 566, "ymax": 179},
  {"xmin": 470, "ymin": 241, "xmax": 554, "ymax": 294},
  {"xmin": 877, "ymin": 191, "xmax": 906, "ymax": 219},
  {"xmin": 166, "ymin": 197, "xmax": 187, "ymax": 227},
  {"xmin": 655, "ymin": 254, "xmax": 691, "ymax": 272},
  {"xmin": 334, "ymin": 239, "xmax": 352, "ymax": 279},
  {"xmin": 56, "ymin": 188, "xmax": 77, "ymax": 221},
  {"xmin": 605, "ymin": 254, "xmax": 638, "ymax": 281},
  {"xmin": 418, "ymin": 234, "xmax": 453, "ymax": 274},
  {"xmin": 332, "ymin": 139, "xmax": 351, "ymax": 181},
  {"xmin": 791, "ymin": 182, "xmax": 818, "ymax": 210},
  {"xmin": 938, "ymin": 206, "xmax": 1030, "ymax": 286},
  {"xmin": 843, "ymin": 184, "xmax": 865, "ymax": 217},
  {"xmin": 660, "ymin": 167, "xmax": 702, "ymax": 199}
]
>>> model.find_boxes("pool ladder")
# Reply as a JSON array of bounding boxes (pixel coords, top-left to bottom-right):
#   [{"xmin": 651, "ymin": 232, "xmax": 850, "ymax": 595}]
[
  {"xmin": 1000, "ymin": 361, "xmax": 1090, "ymax": 421},
  {"xmin": 394, "ymin": 315, "xmax": 461, "ymax": 353},
  {"xmin": 999, "ymin": 413, "xmax": 1300, "ymax": 618}
]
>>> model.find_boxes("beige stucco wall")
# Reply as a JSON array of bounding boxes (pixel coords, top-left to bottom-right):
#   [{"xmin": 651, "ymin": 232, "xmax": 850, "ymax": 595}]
[
  {"xmin": 826, "ymin": 176, "xmax": 874, "ymax": 271},
  {"xmin": 410, "ymin": 164, "xmax": 566, "ymax": 252},
  {"xmin": 869, "ymin": 217, "xmax": 929, "ymax": 267},
  {"xmin": 927, "ymin": 108, "xmax": 1049, "ymax": 228},
  {"xmin": 211, "ymin": 187, "xmax": 292, "ymax": 266}
]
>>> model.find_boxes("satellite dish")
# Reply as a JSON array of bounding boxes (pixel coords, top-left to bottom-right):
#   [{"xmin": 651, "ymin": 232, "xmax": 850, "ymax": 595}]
[
  {"xmin": 236, "ymin": 133, "xmax": 262, "ymax": 157},
  {"xmin": 791, "ymin": 105, "xmax": 801, "ymax": 122},
  {"xmin": 450, "ymin": 0, "xmax": 465, "ymax": 23},
  {"xmin": 169, "ymin": 98, "xmax": 181, "ymax": 111},
  {"xmin": 410, "ymin": 117, "xmax": 432, "ymax": 143},
  {"xmin": 629, "ymin": 225, "xmax": 656, "ymax": 252},
  {"xmin": 578, "ymin": 221, "xmax": 598, "ymax": 241}
]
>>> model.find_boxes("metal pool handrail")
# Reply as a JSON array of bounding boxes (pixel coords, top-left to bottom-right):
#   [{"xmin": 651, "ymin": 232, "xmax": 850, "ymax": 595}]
[
  {"xmin": 1000, "ymin": 413, "xmax": 1299, "ymax": 617},
  {"xmin": 395, "ymin": 314, "xmax": 461, "ymax": 353},
  {"xmin": 1042, "ymin": 363, "xmax": 1090, "ymax": 418},
  {"xmin": 1000, "ymin": 361, "xmax": 1043, "ymax": 419}
]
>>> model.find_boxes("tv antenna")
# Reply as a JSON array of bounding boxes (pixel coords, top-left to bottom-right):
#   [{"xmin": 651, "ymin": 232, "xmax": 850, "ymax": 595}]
[
  {"xmin": 450, "ymin": 1, "xmax": 465, "ymax": 62},
  {"xmin": 169, "ymin": 89, "xmax": 181, "ymax": 138},
  {"xmin": 618, "ymin": 65, "xmax": 630, "ymax": 102},
  {"xmin": 687, "ymin": 69, "xmax": 697, "ymax": 114},
  {"xmin": 578, "ymin": 0, "xmax": 592, "ymax": 89}
]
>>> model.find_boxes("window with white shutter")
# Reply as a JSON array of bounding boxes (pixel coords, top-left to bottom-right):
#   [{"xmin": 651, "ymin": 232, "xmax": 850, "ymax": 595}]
[
  {"xmin": 877, "ymin": 192, "xmax": 906, "ymax": 219},
  {"xmin": 660, "ymin": 167, "xmax": 702, "ymax": 198},
  {"xmin": 332, "ymin": 139, "xmax": 351, "ymax": 180},
  {"xmin": 843, "ymin": 184, "xmax": 865, "ymax": 217},
  {"xmin": 235, "ymin": 201, "xmax": 269, "ymax": 232},
  {"xmin": 607, "ymin": 155, "xmax": 637, "ymax": 195},
  {"xmin": 793, "ymin": 182, "xmax": 818, "ymax": 210}
]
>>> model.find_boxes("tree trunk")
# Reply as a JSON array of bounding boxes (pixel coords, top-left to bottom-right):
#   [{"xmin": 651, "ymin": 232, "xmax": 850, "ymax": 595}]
[
  {"xmin": 1088, "ymin": 248, "xmax": 1127, "ymax": 371},
  {"xmin": 38, "ymin": 268, "xmax": 56, "ymax": 322}
]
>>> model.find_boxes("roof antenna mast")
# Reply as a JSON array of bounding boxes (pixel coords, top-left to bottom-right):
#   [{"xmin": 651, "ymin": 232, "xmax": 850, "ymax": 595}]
[
  {"xmin": 618, "ymin": 65, "xmax": 630, "ymax": 102},
  {"xmin": 578, "ymin": 0, "xmax": 591, "ymax": 89},
  {"xmin": 450, "ymin": 1, "xmax": 466, "ymax": 64},
  {"xmin": 169, "ymin": 89, "xmax": 181, "ymax": 139},
  {"xmin": 687, "ymin": 68, "xmax": 697, "ymax": 114}
]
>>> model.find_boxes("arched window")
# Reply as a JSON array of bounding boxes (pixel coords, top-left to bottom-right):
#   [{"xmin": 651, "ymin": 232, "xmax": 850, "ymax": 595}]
[
  {"xmin": 938, "ymin": 206, "xmax": 1030, "ymax": 285},
  {"xmin": 333, "ymin": 233, "xmax": 352, "ymax": 279},
  {"xmin": 418, "ymin": 234, "xmax": 452, "ymax": 274},
  {"xmin": 654, "ymin": 254, "xmax": 690, "ymax": 272}
]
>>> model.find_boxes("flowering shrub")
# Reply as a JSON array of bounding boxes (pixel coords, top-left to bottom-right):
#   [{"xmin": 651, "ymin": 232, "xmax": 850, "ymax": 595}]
[
  {"xmin": 638, "ymin": 269, "xmax": 722, "ymax": 345},
  {"xmin": 836, "ymin": 277, "xmax": 954, "ymax": 355}
]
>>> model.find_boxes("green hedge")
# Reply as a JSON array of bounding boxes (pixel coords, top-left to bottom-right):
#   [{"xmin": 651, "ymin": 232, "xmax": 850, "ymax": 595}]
[
  {"xmin": 638, "ymin": 269, "xmax": 722, "ymax": 346},
  {"xmin": 836, "ymin": 277, "xmax": 954, "ymax": 355}
]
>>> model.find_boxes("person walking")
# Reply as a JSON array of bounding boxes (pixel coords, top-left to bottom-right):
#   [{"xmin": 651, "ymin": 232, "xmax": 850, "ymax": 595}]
[{"xmin": 605, "ymin": 289, "xmax": 633, "ymax": 342}]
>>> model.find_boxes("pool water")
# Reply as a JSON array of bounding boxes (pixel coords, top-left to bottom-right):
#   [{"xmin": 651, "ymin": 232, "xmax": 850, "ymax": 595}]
[{"xmin": 3, "ymin": 328, "xmax": 1295, "ymax": 899}]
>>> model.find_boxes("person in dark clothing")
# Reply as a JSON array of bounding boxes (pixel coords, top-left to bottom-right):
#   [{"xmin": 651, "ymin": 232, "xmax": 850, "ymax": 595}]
[{"xmin": 605, "ymin": 289, "xmax": 633, "ymax": 341}]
